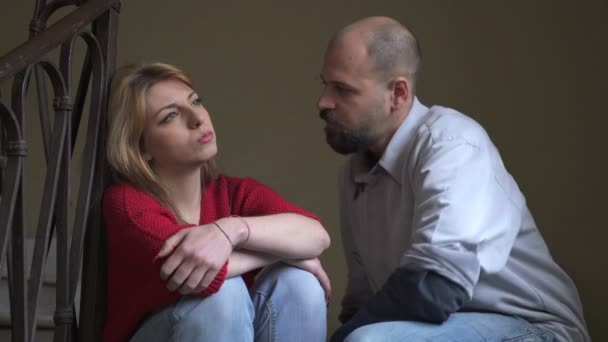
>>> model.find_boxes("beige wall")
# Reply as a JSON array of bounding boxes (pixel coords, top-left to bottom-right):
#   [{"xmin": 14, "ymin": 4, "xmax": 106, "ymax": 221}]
[{"xmin": 1, "ymin": 1, "xmax": 607, "ymax": 340}]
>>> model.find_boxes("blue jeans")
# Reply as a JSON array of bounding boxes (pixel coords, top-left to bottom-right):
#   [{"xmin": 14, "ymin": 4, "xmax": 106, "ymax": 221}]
[
  {"xmin": 130, "ymin": 264, "xmax": 327, "ymax": 342},
  {"xmin": 343, "ymin": 312, "xmax": 555, "ymax": 342}
]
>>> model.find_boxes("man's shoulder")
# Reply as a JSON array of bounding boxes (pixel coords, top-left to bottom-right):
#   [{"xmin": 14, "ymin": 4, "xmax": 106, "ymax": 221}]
[{"xmin": 418, "ymin": 105, "xmax": 490, "ymax": 147}]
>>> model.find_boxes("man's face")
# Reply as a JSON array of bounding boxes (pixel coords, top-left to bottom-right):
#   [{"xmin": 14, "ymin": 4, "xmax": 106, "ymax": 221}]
[{"xmin": 317, "ymin": 40, "xmax": 389, "ymax": 155}]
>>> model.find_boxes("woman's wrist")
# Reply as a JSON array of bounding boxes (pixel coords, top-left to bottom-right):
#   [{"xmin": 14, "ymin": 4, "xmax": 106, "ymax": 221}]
[
  {"xmin": 216, "ymin": 216, "xmax": 249, "ymax": 248},
  {"xmin": 230, "ymin": 215, "xmax": 251, "ymax": 248}
]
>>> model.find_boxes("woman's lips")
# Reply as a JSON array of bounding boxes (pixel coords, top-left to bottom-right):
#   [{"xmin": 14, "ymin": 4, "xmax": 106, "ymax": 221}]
[{"xmin": 197, "ymin": 131, "xmax": 214, "ymax": 144}]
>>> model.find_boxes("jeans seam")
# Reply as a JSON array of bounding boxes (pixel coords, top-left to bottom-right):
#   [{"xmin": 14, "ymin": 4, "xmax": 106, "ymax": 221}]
[
  {"xmin": 256, "ymin": 290, "xmax": 277, "ymax": 342},
  {"xmin": 168, "ymin": 301, "xmax": 182, "ymax": 342},
  {"xmin": 502, "ymin": 329, "xmax": 553, "ymax": 341}
]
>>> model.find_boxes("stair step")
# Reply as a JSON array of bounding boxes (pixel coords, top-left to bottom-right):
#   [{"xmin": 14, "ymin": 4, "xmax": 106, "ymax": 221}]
[
  {"xmin": 0, "ymin": 238, "xmax": 78, "ymax": 330},
  {"xmin": 0, "ymin": 238, "xmax": 57, "ymax": 284},
  {"xmin": 0, "ymin": 278, "xmax": 56, "ymax": 328},
  {"xmin": 0, "ymin": 328, "xmax": 55, "ymax": 342}
]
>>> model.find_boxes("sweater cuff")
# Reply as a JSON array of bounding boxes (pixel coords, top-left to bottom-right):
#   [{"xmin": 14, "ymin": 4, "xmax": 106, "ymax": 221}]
[{"xmin": 201, "ymin": 260, "xmax": 229, "ymax": 296}]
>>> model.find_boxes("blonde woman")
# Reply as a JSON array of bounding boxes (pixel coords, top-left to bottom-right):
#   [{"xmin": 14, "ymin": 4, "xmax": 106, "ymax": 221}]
[{"xmin": 103, "ymin": 63, "xmax": 331, "ymax": 342}]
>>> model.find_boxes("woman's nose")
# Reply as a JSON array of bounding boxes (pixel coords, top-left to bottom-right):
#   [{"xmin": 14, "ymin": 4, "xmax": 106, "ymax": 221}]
[{"xmin": 189, "ymin": 110, "xmax": 204, "ymax": 128}]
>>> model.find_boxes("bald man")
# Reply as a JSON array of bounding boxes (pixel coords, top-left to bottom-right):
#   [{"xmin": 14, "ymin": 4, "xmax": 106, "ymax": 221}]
[{"xmin": 318, "ymin": 17, "xmax": 589, "ymax": 342}]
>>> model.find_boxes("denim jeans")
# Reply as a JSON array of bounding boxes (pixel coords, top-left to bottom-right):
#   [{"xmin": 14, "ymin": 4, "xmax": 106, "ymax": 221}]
[
  {"xmin": 342, "ymin": 312, "xmax": 555, "ymax": 342},
  {"xmin": 130, "ymin": 264, "xmax": 327, "ymax": 342}
]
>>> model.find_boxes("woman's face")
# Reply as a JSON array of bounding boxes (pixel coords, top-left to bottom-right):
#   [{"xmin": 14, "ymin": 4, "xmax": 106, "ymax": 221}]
[{"xmin": 141, "ymin": 78, "xmax": 217, "ymax": 173}]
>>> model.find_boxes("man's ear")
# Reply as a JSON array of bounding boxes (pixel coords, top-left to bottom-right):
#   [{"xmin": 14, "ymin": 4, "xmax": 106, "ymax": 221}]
[{"xmin": 390, "ymin": 77, "xmax": 410, "ymax": 111}]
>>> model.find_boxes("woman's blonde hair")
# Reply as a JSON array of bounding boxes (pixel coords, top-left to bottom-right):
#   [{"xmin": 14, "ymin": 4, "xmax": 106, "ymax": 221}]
[{"xmin": 106, "ymin": 62, "xmax": 216, "ymax": 222}]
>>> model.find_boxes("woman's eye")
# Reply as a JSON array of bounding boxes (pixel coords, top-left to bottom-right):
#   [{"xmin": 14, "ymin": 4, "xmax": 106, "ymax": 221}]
[
  {"xmin": 193, "ymin": 98, "xmax": 203, "ymax": 106},
  {"xmin": 160, "ymin": 112, "xmax": 178, "ymax": 124}
]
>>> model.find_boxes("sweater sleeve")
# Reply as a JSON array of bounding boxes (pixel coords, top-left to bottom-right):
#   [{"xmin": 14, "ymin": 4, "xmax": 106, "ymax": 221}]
[
  {"xmin": 103, "ymin": 184, "xmax": 227, "ymax": 296},
  {"xmin": 228, "ymin": 177, "xmax": 321, "ymax": 221},
  {"xmin": 223, "ymin": 177, "xmax": 321, "ymax": 285}
]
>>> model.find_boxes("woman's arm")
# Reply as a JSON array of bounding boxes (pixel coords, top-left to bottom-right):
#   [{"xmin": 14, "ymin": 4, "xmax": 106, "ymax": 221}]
[
  {"xmin": 226, "ymin": 250, "xmax": 279, "ymax": 278},
  {"xmin": 158, "ymin": 177, "xmax": 331, "ymax": 295},
  {"xmin": 187, "ymin": 249, "xmax": 331, "ymax": 301},
  {"xmin": 157, "ymin": 212, "xmax": 330, "ymax": 294},
  {"xmin": 216, "ymin": 213, "xmax": 330, "ymax": 259},
  {"xmin": 226, "ymin": 251, "xmax": 331, "ymax": 302}
]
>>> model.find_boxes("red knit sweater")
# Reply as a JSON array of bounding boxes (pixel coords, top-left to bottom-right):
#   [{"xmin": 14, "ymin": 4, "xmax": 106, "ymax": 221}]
[{"xmin": 102, "ymin": 175, "xmax": 319, "ymax": 342}]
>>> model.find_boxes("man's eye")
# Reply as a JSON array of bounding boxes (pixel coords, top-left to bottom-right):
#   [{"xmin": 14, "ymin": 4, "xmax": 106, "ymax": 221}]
[
  {"xmin": 336, "ymin": 86, "xmax": 352, "ymax": 95},
  {"xmin": 160, "ymin": 112, "xmax": 178, "ymax": 124}
]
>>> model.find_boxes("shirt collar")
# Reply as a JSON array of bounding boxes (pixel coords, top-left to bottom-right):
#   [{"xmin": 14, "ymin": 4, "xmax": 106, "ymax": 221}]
[{"xmin": 351, "ymin": 97, "xmax": 429, "ymax": 185}]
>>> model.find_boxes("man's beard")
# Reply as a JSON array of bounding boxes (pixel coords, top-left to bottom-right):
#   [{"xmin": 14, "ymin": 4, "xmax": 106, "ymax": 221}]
[{"xmin": 320, "ymin": 109, "xmax": 373, "ymax": 155}]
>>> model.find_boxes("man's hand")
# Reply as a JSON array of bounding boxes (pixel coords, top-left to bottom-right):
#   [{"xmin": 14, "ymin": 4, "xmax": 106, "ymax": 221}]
[
  {"xmin": 330, "ymin": 268, "xmax": 468, "ymax": 341},
  {"xmin": 330, "ymin": 308, "xmax": 376, "ymax": 342},
  {"xmin": 156, "ymin": 223, "xmax": 233, "ymax": 294},
  {"xmin": 283, "ymin": 258, "xmax": 331, "ymax": 302}
]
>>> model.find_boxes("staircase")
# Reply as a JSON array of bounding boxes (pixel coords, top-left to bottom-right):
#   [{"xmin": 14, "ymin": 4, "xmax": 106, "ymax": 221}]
[{"xmin": 0, "ymin": 239, "xmax": 77, "ymax": 341}]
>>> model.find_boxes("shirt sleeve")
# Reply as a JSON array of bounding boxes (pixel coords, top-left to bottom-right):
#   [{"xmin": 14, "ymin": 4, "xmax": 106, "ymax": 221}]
[
  {"xmin": 103, "ymin": 184, "xmax": 228, "ymax": 296},
  {"xmin": 402, "ymin": 126, "xmax": 522, "ymax": 297},
  {"xmin": 330, "ymin": 268, "xmax": 468, "ymax": 342}
]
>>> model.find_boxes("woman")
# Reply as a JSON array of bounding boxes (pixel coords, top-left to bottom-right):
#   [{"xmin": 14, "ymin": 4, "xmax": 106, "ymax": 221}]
[{"xmin": 103, "ymin": 62, "xmax": 331, "ymax": 342}]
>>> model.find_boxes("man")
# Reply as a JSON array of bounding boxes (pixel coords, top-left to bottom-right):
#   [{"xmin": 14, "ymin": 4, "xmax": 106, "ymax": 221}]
[{"xmin": 318, "ymin": 16, "xmax": 589, "ymax": 342}]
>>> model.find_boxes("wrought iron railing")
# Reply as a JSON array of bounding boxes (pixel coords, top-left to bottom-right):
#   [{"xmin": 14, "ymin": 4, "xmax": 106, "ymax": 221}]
[{"xmin": 0, "ymin": 1, "xmax": 119, "ymax": 341}]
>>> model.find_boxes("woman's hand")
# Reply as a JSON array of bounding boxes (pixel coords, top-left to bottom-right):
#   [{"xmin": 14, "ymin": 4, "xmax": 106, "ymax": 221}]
[
  {"xmin": 156, "ymin": 223, "xmax": 233, "ymax": 294},
  {"xmin": 283, "ymin": 258, "xmax": 332, "ymax": 302}
]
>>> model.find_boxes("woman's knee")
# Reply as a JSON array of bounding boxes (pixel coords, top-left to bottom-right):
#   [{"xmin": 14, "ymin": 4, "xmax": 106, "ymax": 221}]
[
  {"xmin": 133, "ymin": 278, "xmax": 254, "ymax": 342},
  {"xmin": 174, "ymin": 277, "xmax": 253, "ymax": 326},
  {"xmin": 260, "ymin": 264, "xmax": 325, "ymax": 310},
  {"xmin": 252, "ymin": 265, "xmax": 327, "ymax": 340}
]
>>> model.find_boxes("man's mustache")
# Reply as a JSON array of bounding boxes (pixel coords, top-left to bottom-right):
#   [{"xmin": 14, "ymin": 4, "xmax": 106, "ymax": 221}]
[{"xmin": 319, "ymin": 109, "xmax": 336, "ymax": 123}]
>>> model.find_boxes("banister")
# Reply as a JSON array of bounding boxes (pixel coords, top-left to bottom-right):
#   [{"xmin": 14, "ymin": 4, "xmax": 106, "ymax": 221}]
[{"xmin": 0, "ymin": 0, "xmax": 119, "ymax": 83}]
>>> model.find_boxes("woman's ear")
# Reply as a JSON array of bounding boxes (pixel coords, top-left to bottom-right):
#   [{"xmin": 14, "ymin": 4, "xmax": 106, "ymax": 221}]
[{"xmin": 140, "ymin": 138, "xmax": 152, "ymax": 162}]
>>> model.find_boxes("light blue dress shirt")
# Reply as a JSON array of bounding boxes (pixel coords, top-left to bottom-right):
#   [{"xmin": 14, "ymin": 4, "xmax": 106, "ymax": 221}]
[{"xmin": 338, "ymin": 98, "xmax": 589, "ymax": 342}]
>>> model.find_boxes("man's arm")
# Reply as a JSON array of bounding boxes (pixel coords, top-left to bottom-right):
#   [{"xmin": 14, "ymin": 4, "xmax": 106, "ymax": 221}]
[
  {"xmin": 331, "ymin": 267, "xmax": 467, "ymax": 341},
  {"xmin": 339, "ymin": 250, "xmax": 373, "ymax": 324},
  {"xmin": 333, "ymin": 127, "xmax": 522, "ymax": 340}
]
